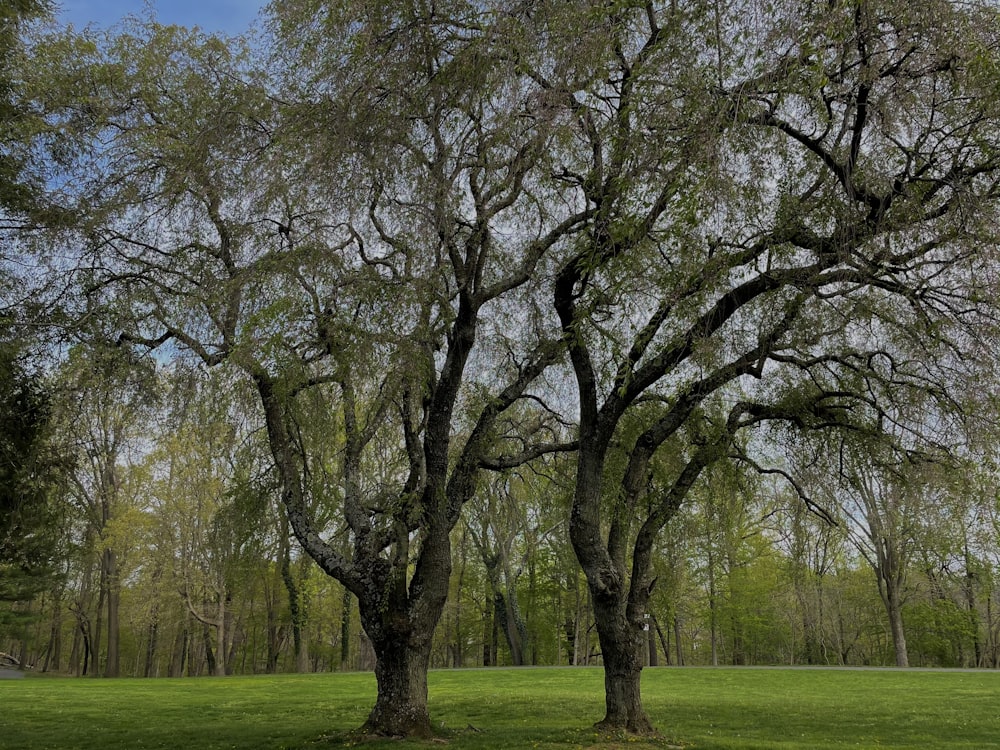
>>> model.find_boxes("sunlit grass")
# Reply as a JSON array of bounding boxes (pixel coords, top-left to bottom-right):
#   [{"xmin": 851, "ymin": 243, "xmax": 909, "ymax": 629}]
[{"xmin": 2, "ymin": 667, "xmax": 998, "ymax": 749}]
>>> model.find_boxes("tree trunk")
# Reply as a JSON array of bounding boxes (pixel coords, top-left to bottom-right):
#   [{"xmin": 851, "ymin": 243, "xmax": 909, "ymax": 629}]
[
  {"xmin": 169, "ymin": 621, "xmax": 188, "ymax": 677},
  {"xmin": 144, "ymin": 618, "xmax": 159, "ymax": 678},
  {"xmin": 482, "ymin": 590, "xmax": 494, "ymax": 666},
  {"xmin": 340, "ymin": 588, "xmax": 352, "ymax": 671},
  {"xmin": 673, "ymin": 614, "xmax": 684, "ymax": 666},
  {"xmin": 365, "ymin": 646, "xmax": 431, "ymax": 737},
  {"xmin": 203, "ymin": 622, "xmax": 216, "ymax": 676},
  {"xmin": 216, "ymin": 593, "xmax": 228, "ymax": 677},
  {"xmin": 494, "ymin": 590, "xmax": 527, "ymax": 666},
  {"xmin": 646, "ymin": 619, "xmax": 658, "ymax": 667},
  {"xmin": 280, "ymin": 519, "xmax": 309, "ymax": 672},
  {"xmin": 42, "ymin": 596, "xmax": 63, "ymax": 673},
  {"xmin": 592, "ymin": 597, "xmax": 654, "ymax": 734},
  {"xmin": 93, "ymin": 561, "xmax": 106, "ymax": 677},
  {"xmin": 105, "ymin": 549, "xmax": 120, "ymax": 677},
  {"xmin": 359, "ymin": 616, "xmax": 434, "ymax": 738},
  {"xmin": 652, "ymin": 612, "xmax": 670, "ymax": 666},
  {"xmin": 884, "ymin": 584, "xmax": 909, "ymax": 667}
]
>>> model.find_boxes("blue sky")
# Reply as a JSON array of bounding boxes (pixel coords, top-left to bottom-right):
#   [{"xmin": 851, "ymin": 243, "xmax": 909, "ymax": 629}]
[{"xmin": 57, "ymin": 1, "xmax": 265, "ymax": 34}]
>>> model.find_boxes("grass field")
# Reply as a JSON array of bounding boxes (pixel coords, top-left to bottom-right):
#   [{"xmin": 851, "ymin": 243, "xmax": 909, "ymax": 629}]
[{"xmin": 1, "ymin": 666, "xmax": 998, "ymax": 749}]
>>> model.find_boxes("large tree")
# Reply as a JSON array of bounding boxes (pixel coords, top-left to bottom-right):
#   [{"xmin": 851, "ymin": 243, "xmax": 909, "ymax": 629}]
[
  {"xmin": 542, "ymin": 0, "xmax": 1000, "ymax": 733},
  {"xmin": 29, "ymin": 10, "xmax": 578, "ymax": 735}
]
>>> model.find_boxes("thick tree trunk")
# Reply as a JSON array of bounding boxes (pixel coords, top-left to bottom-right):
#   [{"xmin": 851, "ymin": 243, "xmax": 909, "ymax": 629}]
[
  {"xmin": 592, "ymin": 599, "xmax": 654, "ymax": 734},
  {"xmin": 360, "ymin": 631, "xmax": 433, "ymax": 737}
]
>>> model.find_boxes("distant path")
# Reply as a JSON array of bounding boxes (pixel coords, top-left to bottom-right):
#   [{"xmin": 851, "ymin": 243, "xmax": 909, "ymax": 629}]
[
  {"xmin": 0, "ymin": 669, "xmax": 24, "ymax": 679},
  {"xmin": 439, "ymin": 664, "xmax": 997, "ymax": 674},
  {"xmin": 675, "ymin": 664, "xmax": 996, "ymax": 673}
]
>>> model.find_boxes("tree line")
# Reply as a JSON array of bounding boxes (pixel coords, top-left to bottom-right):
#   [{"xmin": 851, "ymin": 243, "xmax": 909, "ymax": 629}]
[
  {"xmin": 3, "ymin": 0, "xmax": 1000, "ymax": 739},
  {"xmin": 7, "ymin": 358, "xmax": 1000, "ymax": 679}
]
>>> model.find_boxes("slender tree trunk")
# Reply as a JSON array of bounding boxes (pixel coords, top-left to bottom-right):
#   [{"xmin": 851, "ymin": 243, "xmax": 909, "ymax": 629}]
[
  {"xmin": 93, "ymin": 560, "xmax": 106, "ymax": 676},
  {"xmin": 169, "ymin": 620, "xmax": 188, "ymax": 677},
  {"xmin": 883, "ymin": 584, "xmax": 909, "ymax": 667},
  {"xmin": 203, "ymin": 622, "xmax": 216, "ymax": 676},
  {"xmin": 707, "ymin": 544, "xmax": 719, "ymax": 667},
  {"xmin": 280, "ymin": 520, "xmax": 309, "ymax": 672},
  {"xmin": 105, "ymin": 549, "xmax": 120, "ymax": 677},
  {"xmin": 673, "ymin": 614, "xmax": 684, "ymax": 666},
  {"xmin": 652, "ymin": 612, "xmax": 670, "ymax": 666},
  {"xmin": 266, "ymin": 585, "xmax": 281, "ymax": 674},
  {"xmin": 454, "ymin": 532, "xmax": 466, "ymax": 668},
  {"xmin": 216, "ymin": 593, "xmax": 228, "ymax": 677},
  {"xmin": 69, "ymin": 622, "xmax": 80, "ymax": 675},
  {"xmin": 144, "ymin": 566, "xmax": 162, "ymax": 678},
  {"xmin": 482, "ymin": 588, "xmax": 494, "ymax": 666},
  {"xmin": 964, "ymin": 544, "xmax": 983, "ymax": 668},
  {"xmin": 144, "ymin": 618, "xmax": 159, "ymax": 677},
  {"xmin": 43, "ymin": 595, "xmax": 63, "ymax": 673},
  {"xmin": 340, "ymin": 587, "xmax": 352, "ymax": 671},
  {"xmin": 79, "ymin": 616, "xmax": 92, "ymax": 676}
]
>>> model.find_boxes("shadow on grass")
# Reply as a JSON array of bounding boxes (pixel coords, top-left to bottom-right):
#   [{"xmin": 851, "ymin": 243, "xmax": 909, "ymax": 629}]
[{"xmin": 308, "ymin": 724, "xmax": 687, "ymax": 750}]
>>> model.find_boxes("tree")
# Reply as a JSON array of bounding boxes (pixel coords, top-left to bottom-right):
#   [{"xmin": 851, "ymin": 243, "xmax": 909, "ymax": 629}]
[
  {"xmin": 466, "ymin": 474, "xmax": 532, "ymax": 666},
  {"xmin": 30, "ymin": 12, "xmax": 577, "ymax": 735},
  {"xmin": 544, "ymin": 0, "xmax": 1000, "ymax": 733},
  {"xmin": 0, "ymin": 343, "xmax": 65, "ymax": 633},
  {"xmin": 55, "ymin": 344, "xmax": 154, "ymax": 677},
  {"xmin": 798, "ymin": 433, "xmax": 969, "ymax": 667}
]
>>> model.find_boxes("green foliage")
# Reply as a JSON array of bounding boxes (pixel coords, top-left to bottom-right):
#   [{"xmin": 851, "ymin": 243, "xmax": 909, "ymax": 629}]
[
  {"xmin": 905, "ymin": 597, "xmax": 980, "ymax": 668},
  {"xmin": 0, "ymin": 0, "xmax": 51, "ymax": 215},
  {"xmin": 0, "ymin": 343, "xmax": 66, "ymax": 614}
]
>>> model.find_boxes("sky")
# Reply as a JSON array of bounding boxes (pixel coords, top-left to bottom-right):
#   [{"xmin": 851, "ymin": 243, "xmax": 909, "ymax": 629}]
[{"xmin": 57, "ymin": 0, "xmax": 266, "ymax": 35}]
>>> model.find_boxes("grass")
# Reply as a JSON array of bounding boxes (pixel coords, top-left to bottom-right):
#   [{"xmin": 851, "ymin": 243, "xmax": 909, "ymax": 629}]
[{"xmin": 1, "ymin": 667, "xmax": 998, "ymax": 749}]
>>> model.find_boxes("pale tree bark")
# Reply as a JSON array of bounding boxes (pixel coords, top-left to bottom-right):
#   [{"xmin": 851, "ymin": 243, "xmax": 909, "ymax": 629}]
[
  {"xmin": 468, "ymin": 482, "xmax": 530, "ymax": 666},
  {"xmin": 827, "ymin": 453, "xmax": 924, "ymax": 668}
]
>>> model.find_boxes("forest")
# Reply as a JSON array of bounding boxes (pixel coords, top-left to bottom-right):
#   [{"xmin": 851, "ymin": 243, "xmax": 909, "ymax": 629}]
[{"xmin": 4, "ymin": 0, "xmax": 1000, "ymax": 738}]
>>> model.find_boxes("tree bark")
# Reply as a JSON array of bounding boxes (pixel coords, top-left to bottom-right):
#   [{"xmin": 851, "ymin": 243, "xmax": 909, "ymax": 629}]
[
  {"xmin": 340, "ymin": 587, "xmax": 352, "ymax": 671},
  {"xmin": 647, "ymin": 620, "xmax": 657, "ymax": 667},
  {"xmin": 104, "ymin": 548, "xmax": 120, "ymax": 677},
  {"xmin": 144, "ymin": 617, "xmax": 159, "ymax": 678},
  {"xmin": 883, "ymin": 584, "xmax": 909, "ymax": 668},
  {"xmin": 358, "ymin": 602, "xmax": 435, "ymax": 738},
  {"xmin": 592, "ymin": 595, "xmax": 654, "ymax": 734}
]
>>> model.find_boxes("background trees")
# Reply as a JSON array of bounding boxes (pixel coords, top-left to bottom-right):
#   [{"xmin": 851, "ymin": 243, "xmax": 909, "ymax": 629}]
[{"xmin": 0, "ymin": 344, "xmax": 67, "ymax": 644}]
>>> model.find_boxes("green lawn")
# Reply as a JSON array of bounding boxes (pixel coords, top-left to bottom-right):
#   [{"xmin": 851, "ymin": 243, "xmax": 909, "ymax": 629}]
[{"xmin": 1, "ymin": 667, "xmax": 998, "ymax": 749}]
